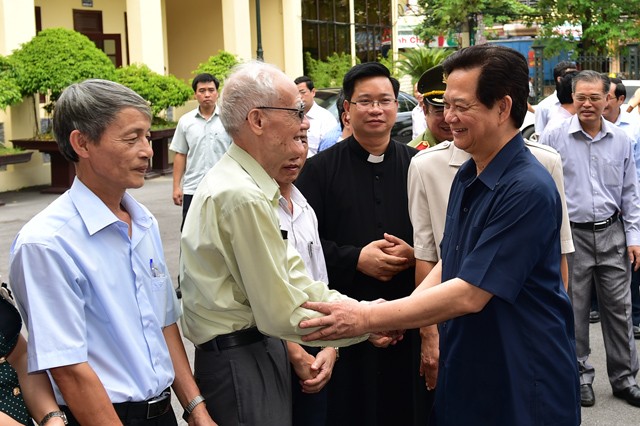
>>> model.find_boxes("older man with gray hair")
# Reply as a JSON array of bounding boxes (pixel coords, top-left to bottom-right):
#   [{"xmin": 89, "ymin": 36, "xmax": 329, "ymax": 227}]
[
  {"xmin": 9, "ymin": 79, "xmax": 214, "ymax": 425},
  {"xmin": 179, "ymin": 61, "xmax": 369, "ymax": 426}
]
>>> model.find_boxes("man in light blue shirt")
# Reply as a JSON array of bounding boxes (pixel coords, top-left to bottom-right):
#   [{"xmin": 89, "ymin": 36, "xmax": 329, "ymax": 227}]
[
  {"xmin": 540, "ymin": 70, "xmax": 640, "ymax": 409},
  {"xmin": 9, "ymin": 80, "xmax": 214, "ymax": 426}
]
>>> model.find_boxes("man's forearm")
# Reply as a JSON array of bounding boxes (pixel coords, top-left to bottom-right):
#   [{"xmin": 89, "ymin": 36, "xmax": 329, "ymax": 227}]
[
  {"xmin": 163, "ymin": 324, "xmax": 212, "ymax": 423},
  {"xmin": 50, "ymin": 362, "xmax": 122, "ymax": 425}
]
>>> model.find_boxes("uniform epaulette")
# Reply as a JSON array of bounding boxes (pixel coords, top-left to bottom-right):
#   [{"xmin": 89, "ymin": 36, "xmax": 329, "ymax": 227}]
[{"xmin": 413, "ymin": 140, "xmax": 452, "ymax": 159}]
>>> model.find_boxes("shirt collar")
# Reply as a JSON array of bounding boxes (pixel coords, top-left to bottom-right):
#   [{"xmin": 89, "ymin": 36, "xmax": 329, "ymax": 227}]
[
  {"xmin": 226, "ymin": 143, "xmax": 280, "ymax": 202},
  {"xmin": 68, "ymin": 178, "xmax": 152, "ymax": 236},
  {"xmin": 195, "ymin": 105, "xmax": 219, "ymax": 120},
  {"xmin": 305, "ymin": 102, "xmax": 320, "ymax": 119},
  {"xmin": 346, "ymin": 135, "xmax": 395, "ymax": 163},
  {"xmin": 459, "ymin": 133, "xmax": 525, "ymax": 190},
  {"xmin": 567, "ymin": 114, "xmax": 615, "ymax": 140}
]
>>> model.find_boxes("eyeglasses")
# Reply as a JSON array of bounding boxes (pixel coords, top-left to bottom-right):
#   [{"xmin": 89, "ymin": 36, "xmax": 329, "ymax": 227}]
[
  {"xmin": 574, "ymin": 94, "xmax": 605, "ymax": 103},
  {"xmin": 348, "ymin": 99, "xmax": 398, "ymax": 111},
  {"xmin": 256, "ymin": 105, "xmax": 306, "ymax": 121}
]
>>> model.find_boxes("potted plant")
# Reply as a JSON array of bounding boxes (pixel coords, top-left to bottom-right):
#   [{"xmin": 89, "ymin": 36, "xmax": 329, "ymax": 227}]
[
  {"xmin": 9, "ymin": 28, "xmax": 116, "ymax": 192},
  {"xmin": 115, "ymin": 63, "xmax": 192, "ymax": 176},
  {"xmin": 0, "ymin": 56, "xmax": 32, "ymax": 167}
]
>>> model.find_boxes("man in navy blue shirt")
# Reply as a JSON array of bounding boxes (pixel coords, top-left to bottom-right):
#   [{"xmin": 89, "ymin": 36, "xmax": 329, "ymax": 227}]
[{"xmin": 298, "ymin": 44, "xmax": 580, "ymax": 425}]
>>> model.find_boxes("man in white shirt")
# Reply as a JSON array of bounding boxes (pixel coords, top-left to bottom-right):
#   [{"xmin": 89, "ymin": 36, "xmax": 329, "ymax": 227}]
[
  {"xmin": 295, "ymin": 76, "xmax": 337, "ymax": 156},
  {"xmin": 534, "ymin": 61, "xmax": 578, "ymax": 135}
]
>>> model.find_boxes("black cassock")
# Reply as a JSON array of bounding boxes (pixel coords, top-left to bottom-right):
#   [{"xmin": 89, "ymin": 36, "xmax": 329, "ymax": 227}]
[{"xmin": 297, "ymin": 136, "xmax": 433, "ymax": 426}]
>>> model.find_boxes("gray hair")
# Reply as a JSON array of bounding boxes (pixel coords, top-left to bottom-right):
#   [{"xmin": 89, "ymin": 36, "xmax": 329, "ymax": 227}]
[
  {"xmin": 219, "ymin": 61, "xmax": 285, "ymax": 137},
  {"xmin": 53, "ymin": 79, "xmax": 152, "ymax": 162},
  {"xmin": 572, "ymin": 70, "xmax": 609, "ymax": 94}
]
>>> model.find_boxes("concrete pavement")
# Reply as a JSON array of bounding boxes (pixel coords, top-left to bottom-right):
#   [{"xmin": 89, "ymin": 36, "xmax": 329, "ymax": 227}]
[{"xmin": 1, "ymin": 175, "xmax": 639, "ymax": 425}]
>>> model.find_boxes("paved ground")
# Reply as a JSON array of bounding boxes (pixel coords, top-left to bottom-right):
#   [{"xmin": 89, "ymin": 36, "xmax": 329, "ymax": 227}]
[{"xmin": 1, "ymin": 176, "xmax": 639, "ymax": 425}]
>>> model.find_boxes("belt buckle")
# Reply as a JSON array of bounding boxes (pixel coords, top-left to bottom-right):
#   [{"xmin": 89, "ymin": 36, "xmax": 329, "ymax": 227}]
[
  {"xmin": 593, "ymin": 220, "xmax": 608, "ymax": 231},
  {"xmin": 147, "ymin": 391, "xmax": 171, "ymax": 419}
]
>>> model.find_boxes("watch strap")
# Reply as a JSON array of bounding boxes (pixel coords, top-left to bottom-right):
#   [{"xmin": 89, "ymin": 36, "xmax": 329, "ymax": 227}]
[
  {"xmin": 40, "ymin": 410, "xmax": 68, "ymax": 425},
  {"xmin": 182, "ymin": 394, "xmax": 206, "ymax": 421}
]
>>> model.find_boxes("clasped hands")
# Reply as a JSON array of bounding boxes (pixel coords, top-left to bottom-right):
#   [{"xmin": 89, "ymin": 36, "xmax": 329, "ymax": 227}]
[
  {"xmin": 357, "ymin": 233, "xmax": 415, "ymax": 282},
  {"xmin": 299, "ymin": 298, "xmax": 404, "ymax": 345}
]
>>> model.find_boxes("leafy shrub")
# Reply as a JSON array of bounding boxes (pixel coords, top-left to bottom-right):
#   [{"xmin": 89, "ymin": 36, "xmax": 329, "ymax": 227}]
[
  {"xmin": 0, "ymin": 56, "xmax": 21, "ymax": 110},
  {"xmin": 305, "ymin": 52, "xmax": 358, "ymax": 88},
  {"xmin": 116, "ymin": 64, "xmax": 192, "ymax": 121},
  {"xmin": 193, "ymin": 50, "xmax": 240, "ymax": 86},
  {"xmin": 10, "ymin": 28, "xmax": 116, "ymax": 108},
  {"xmin": 396, "ymin": 47, "xmax": 454, "ymax": 84}
]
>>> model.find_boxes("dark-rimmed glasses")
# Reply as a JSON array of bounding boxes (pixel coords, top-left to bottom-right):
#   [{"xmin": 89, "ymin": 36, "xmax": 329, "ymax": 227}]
[
  {"xmin": 348, "ymin": 99, "xmax": 398, "ymax": 111},
  {"xmin": 256, "ymin": 105, "xmax": 305, "ymax": 121}
]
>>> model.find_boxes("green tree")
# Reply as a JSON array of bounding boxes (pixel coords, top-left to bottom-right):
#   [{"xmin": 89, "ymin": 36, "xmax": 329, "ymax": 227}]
[
  {"xmin": 115, "ymin": 64, "xmax": 191, "ymax": 125},
  {"xmin": 396, "ymin": 47, "xmax": 454, "ymax": 84},
  {"xmin": 193, "ymin": 50, "xmax": 240, "ymax": 86},
  {"xmin": 304, "ymin": 52, "xmax": 358, "ymax": 88},
  {"xmin": 415, "ymin": 0, "xmax": 534, "ymax": 47},
  {"xmin": 533, "ymin": 0, "xmax": 640, "ymax": 56},
  {"xmin": 10, "ymin": 28, "xmax": 116, "ymax": 134},
  {"xmin": 0, "ymin": 56, "xmax": 21, "ymax": 110}
]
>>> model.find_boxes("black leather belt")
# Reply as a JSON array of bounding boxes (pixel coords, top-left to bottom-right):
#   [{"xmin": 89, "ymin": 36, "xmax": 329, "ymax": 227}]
[
  {"xmin": 113, "ymin": 389, "xmax": 172, "ymax": 420},
  {"xmin": 196, "ymin": 327, "xmax": 264, "ymax": 351},
  {"xmin": 571, "ymin": 211, "xmax": 619, "ymax": 232},
  {"xmin": 60, "ymin": 389, "xmax": 171, "ymax": 423}
]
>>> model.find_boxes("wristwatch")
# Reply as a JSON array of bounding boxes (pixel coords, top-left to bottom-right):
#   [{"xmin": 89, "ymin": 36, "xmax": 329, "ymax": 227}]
[
  {"xmin": 182, "ymin": 394, "xmax": 206, "ymax": 421},
  {"xmin": 40, "ymin": 410, "xmax": 68, "ymax": 425}
]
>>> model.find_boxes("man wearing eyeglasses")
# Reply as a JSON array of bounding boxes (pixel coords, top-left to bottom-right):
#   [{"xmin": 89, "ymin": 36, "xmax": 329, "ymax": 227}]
[
  {"xmin": 540, "ymin": 70, "xmax": 640, "ymax": 408},
  {"xmin": 179, "ymin": 61, "xmax": 369, "ymax": 426},
  {"xmin": 296, "ymin": 62, "xmax": 431, "ymax": 426},
  {"xmin": 295, "ymin": 76, "xmax": 337, "ymax": 157}
]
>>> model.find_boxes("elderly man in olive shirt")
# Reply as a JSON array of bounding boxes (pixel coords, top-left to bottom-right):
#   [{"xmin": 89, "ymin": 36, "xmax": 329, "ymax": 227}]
[{"xmin": 179, "ymin": 61, "xmax": 368, "ymax": 426}]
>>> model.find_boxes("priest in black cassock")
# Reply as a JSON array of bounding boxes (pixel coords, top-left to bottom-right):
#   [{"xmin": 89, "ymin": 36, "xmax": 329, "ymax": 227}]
[{"xmin": 296, "ymin": 62, "xmax": 433, "ymax": 426}]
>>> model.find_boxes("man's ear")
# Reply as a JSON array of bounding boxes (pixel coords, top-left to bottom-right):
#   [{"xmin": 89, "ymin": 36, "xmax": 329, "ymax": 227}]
[
  {"xmin": 498, "ymin": 96, "xmax": 513, "ymax": 124},
  {"xmin": 246, "ymin": 109, "xmax": 265, "ymax": 135},
  {"xmin": 69, "ymin": 130, "xmax": 91, "ymax": 159}
]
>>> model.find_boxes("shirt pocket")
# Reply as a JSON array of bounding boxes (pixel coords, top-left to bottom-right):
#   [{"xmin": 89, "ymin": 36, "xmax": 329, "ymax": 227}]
[
  {"xmin": 601, "ymin": 158, "xmax": 624, "ymax": 188},
  {"xmin": 151, "ymin": 276, "xmax": 168, "ymax": 292}
]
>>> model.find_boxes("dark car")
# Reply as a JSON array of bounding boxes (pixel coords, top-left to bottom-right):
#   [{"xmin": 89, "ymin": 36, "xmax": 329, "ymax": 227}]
[{"xmin": 314, "ymin": 88, "xmax": 419, "ymax": 144}]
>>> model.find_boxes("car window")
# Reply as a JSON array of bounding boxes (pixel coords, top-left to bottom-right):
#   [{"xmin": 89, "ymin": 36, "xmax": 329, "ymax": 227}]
[{"xmin": 397, "ymin": 93, "xmax": 417, "ymax": 113}]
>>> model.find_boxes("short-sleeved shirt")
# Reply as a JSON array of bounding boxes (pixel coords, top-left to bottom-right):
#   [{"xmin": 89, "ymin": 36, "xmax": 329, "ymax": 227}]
[
  {"xmin": 437, "ymin": 135, "xmax": 580, "ymax": 425},
  {"xmin": 179, "ymin": 143, "xmax": 366, "ymax": 348},
  {"xmin": 9, "ymin": 179, "xmax": 180, "ymax": 404},
  {"xmin": 408, "ymin": 140, "xmax": 574, "ymax": 262},
  {"xmin": 169, "ymin": 107, "xmax": 231, "ymax": 194}
]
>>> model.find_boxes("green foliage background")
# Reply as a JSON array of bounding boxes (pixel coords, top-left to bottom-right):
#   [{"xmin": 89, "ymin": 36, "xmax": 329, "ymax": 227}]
[
  {"xmin": 0, "ymin": 56, "xmax": 22, "ymax": 110},
  {"xmin": 305, "ymin": 52, "xmax": 358, "ymax": 87},
  {"xmin": 194, "ymin": 50, "xmax": 240, "ymax": 86},
  {"xmin": 115, "ymin": 64, "xmax": 192, "ymax": 119},
  {"xmin": 10, "ymin": 28, "xmax": 116, "ymax": 103}
]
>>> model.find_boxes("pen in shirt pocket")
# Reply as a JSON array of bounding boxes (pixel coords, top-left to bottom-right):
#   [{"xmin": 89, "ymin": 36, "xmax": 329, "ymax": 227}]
[
  {"xmin": 149, "ymin": 258, "xmax": 160, "ymax": 277},
  {"xmin": 308, "ymin": 241, "xmax": 313, "ymax": 258}
]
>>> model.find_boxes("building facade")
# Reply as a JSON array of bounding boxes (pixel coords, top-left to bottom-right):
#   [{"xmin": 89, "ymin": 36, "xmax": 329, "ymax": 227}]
[{"xmin": 1, "ymin": 0, "xmax": 403, "ymax": 192}]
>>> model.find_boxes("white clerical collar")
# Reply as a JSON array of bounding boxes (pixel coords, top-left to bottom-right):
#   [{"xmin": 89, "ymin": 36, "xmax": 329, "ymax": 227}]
[{"xmin": 367, "ymin": 153, "xmax": 384, "ymax": 163}]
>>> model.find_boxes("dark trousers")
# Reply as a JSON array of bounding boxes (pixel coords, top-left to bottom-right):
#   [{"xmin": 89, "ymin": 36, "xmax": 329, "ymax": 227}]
[
  {"xmin": 195, "ymin": 336, "xmax": 291, "ymax": 426},
  {"xmin": 180, "ymin": 194, "xmax": 193, "ymax": 231},
  {"xmin": 61, "ymin": 405, "xmax": 177, "ymax": 426},
  {"xmin": 632, "ymin": 269, "xmax": 640, "ymax": 326}
]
